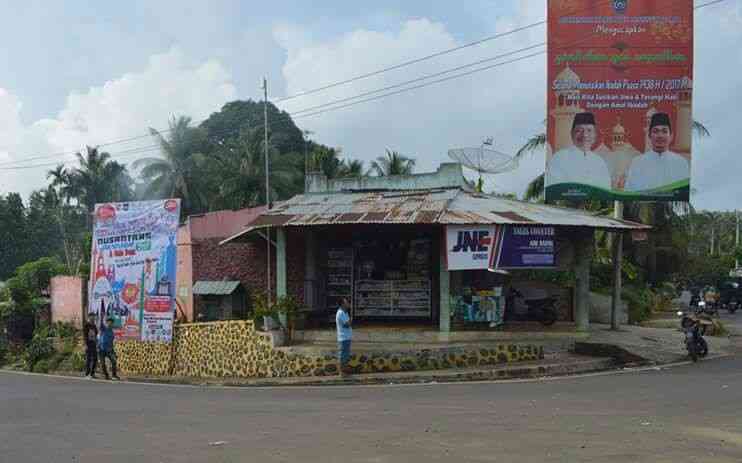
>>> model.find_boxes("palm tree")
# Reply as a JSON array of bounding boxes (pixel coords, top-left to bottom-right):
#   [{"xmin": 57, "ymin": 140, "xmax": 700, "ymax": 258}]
[
  {"xmin": 134, "ymin": 116, "xmax": 206, "ymax": 214},
  {"xmin": 67, "ymin": 146, "xmax": 132, "ymax": 214},
  {"xmin": 339, "ymin": 159, "xmax": 365, "ymax": 178},
  {"xmin": 207, "ymin": 127, "xmax": 297, "ymax": 210},
  {"xmin": 46, "ymin": 164, "xmax": 76, "ymax": 205},
  {"xmin": 369, "ymin": 149, "xmax": 415, "ymax": 176}
]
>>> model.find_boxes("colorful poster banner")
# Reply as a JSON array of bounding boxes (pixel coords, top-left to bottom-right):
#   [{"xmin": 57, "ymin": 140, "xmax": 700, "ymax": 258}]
[
  {"xmin": 546, "ymin": 0, "xmax": 693, "ymax": 202},
  {"xmin": 89, "ymin": 199, "xmax": 181, "ymax": 342},
  {"xmin": 446, "ymin": 226, "xmax": 556, "ymax": 271}
]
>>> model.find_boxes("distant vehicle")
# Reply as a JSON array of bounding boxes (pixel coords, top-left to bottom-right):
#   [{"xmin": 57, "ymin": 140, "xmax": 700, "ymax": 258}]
[{"xmin": 717, "ymin": 278, "xmax": 742, "ymax": 314}]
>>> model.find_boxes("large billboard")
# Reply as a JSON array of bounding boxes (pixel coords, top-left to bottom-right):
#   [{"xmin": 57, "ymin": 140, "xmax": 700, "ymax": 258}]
[
  {"xmin": 546, "ymin": 0, "xmax": 693, "ymax": 202},
  {"xmin": 89, "ymin": 199, "xmax": 181, "ymax": 343}
]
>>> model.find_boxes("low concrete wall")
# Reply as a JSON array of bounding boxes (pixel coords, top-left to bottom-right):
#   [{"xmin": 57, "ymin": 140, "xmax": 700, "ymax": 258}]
[
  {"xmin": 117, "ymin": 320, "xmax": 545, "ymax": 378},
  {"xmin": 589, "ymin": 292, "xmax": 628, "ymax": 325},
  {"xmin": 50, "ymin": 276, "xmax": 84, "ymax": 327}
]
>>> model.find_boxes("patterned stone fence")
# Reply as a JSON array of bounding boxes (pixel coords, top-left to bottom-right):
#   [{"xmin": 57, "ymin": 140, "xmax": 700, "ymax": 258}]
[{"xmin": 117, "ymin": 320, "xmax": 545, "ymax": 379}]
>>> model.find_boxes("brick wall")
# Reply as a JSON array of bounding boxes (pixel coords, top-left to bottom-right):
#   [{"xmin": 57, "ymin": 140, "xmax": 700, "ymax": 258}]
[{"xmin": 191, "ymin": 228, "xmax": 305, "ymax": 308}]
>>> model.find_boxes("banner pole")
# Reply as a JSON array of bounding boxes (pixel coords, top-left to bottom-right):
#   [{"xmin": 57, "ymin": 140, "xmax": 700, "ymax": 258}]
[{"xmin": 611, "ymin": 200, "xmax": 624, "ymax": 330}]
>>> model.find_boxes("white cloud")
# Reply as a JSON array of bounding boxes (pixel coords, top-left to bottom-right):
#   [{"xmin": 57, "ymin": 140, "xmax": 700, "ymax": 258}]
[
  {"xmin": 276, "ymin": 15, "xmax": 548, "ymax": 196},
  {"xmin": 276, "ymin": 2, "xmax": 742, "ymax": 206},
  {"xmin": 0, "ymin": 48, "xmax": 236, "ymax": 197}
]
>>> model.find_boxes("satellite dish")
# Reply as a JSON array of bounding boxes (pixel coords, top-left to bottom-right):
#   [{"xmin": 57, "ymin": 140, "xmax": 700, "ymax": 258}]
[{"xmin": 448, "ymin": 138, "xmax": 518, "ymax": 192}]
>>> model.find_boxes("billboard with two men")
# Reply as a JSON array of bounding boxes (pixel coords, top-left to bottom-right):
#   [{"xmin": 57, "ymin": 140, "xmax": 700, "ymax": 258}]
[{"xmin": 546, "ymin": 0, "xmax": 693, "ymax": 202}]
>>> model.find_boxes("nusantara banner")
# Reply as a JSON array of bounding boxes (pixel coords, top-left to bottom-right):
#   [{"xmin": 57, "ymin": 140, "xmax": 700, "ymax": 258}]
[
  {"xmin": 88, "ymin": 199, "xmax": 181, "ymax": 343},
  {"xmin": 546, "ymin": 0, "xmax": 693, "ymax": 202}
]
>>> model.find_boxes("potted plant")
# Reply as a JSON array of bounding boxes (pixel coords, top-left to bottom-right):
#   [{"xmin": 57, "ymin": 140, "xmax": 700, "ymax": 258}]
[{"xmin": 252, "ymin": 293, "xmax": 280, "ymax": 331}]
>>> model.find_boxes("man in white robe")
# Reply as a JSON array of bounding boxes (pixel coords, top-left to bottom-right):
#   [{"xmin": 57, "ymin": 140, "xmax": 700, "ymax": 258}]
[
  {"xmin": 625, "ymin": 113, "xmax": 690, "ymax": 192},
  {"xmin": 547, "ymin": 112, "xmax": 612, "ymax": 190}
]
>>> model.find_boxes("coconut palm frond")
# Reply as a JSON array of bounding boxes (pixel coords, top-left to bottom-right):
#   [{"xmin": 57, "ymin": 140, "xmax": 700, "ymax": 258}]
[{"xmin": 516, "ymin": 133, "xmax": 546, "ymax": 159}]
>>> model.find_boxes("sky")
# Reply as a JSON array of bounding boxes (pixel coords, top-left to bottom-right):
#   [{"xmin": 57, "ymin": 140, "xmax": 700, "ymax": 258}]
[{"xmin": 0, "ymin": 0, "xmax": 740, "ymax": 210}]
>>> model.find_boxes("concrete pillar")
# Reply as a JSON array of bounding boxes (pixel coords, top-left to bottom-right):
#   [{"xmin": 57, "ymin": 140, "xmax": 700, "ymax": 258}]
[
  {"xmin": 574, "ymin": 231, "xmax": 593, "ymax": 332},
  {"xmin": 276, "ymin": 227, "xmax": 288, "ymax": 327},
  {"xmin": 439, "ymin": 242, "xmax": 451, "ymax": 333},
  {"xmin": 276, "ymin": 227, "xmax": 287, "ymax": 298},
  {"xmin": 303, "ymin": 229, "xmax": 317, "ymax": 310}
]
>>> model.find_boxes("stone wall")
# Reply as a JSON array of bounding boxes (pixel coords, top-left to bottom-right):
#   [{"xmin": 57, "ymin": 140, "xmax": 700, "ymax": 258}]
[
  {"xmin": 116, "ymin": 320, "xmax": 545, "ymax": 379},
  {"xmin": 117, "ymin": 340, "xmax": 173, "ymax": 376}
]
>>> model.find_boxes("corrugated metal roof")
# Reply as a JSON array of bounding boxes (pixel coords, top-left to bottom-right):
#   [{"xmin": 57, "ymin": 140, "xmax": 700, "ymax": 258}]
[
  {"xmin": 192, "ymin": 281, "xmax": 242, "ymax": 296},
  {"xmin": 221, "ymin": 188, "xmax": 648, "ymax": 245}
]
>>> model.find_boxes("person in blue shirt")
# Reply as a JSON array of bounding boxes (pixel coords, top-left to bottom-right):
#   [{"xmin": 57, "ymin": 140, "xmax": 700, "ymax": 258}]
[
  {"xmin": 335, "ymin": 298, "xmax": 353, "ymax": 376},
  {"xmin": 98, "ymin": 317, "xmax": 120, "ymax": 381}
]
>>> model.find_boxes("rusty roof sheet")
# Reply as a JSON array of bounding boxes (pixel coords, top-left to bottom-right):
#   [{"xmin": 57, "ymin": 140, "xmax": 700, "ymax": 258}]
[{"xmin": 220, "ymin": 188, "xmax": 648, "ymax": 244}]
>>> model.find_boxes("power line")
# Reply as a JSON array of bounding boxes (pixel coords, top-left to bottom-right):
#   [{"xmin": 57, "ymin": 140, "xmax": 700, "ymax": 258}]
[
  {"xmin": 290, "ymin": 0, "xmax": 723, "ymax": 119},
  {"xmin": 293, "ymin": 50, "xmax": 545, "ymax": 120},
  {"xmin": 0, "ymin": 145, "xmax": 162, "ymax": 171},
  {"xmin": 0, "ymin": 0, "xmax": 725, "ymax": 168},
  {"xmin": 290, "ymin": 42, "xmax": 546, "ymax": 116},
  {"xmin": 276, "ymin": 21, "xmax": 545, "ymax": 104},
  {"xmin": 276, "ymin": 0, "xmax": 627, "ymax": 104}
]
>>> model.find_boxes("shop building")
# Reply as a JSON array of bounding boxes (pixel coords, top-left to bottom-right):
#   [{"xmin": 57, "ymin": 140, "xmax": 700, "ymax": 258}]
[{"xmin": 222, "ymin": 163, "xmax": 646, "ymax": 334}]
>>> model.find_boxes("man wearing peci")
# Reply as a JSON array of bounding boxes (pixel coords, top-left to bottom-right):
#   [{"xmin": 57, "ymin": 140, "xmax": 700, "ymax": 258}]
[
  {"xmin": 547, "ymin": 112, "xmax": 612, "ymax": 190},
  {"xmin": 625, "ymin": 113, "xmax": 690, "ymax": 192}
]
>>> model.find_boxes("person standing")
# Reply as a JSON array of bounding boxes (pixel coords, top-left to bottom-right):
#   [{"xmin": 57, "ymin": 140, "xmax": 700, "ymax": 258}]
[
  {"xmin": 625, "ymin": 112, "xmax": 690, "ymax": 192},
  {"xmin": 336, "ymin": 298, "xmax": 353, "ymax": 376},
  {"xmin": 98, "ymin": 317, "xmax": 120, "ymax": 381},
  {"xmin": 547, "ymin": 112, "xmax": 612, "ymax": 190},
  {"xmin": 83, "ymin": 313, "xmax": 99, "ymax": 379}
]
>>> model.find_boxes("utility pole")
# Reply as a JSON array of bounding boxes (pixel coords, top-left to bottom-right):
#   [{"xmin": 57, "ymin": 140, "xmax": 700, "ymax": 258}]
[
  {"xmin": 263, "ymin": 77, "xmax": 271, "ymax": 305},
  {"xmin": 611, "ymin": 200, "xmax": 624, "ymax": 330},
  {"xmin": 303, "ymin": 130, "xmax": 314, "ymax": 182},
  {"xmin": 736, "ymin": 210, "xmax": 740, "ymax": 269}
]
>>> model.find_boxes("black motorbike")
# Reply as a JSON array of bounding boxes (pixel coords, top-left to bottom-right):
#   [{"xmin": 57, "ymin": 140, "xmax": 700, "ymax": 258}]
[
  {"xmin": 678, "ymin": 311, "xmax": 710, "ymax": 362},
  {"xmin": 507, "ymin": 289, "xmax": 558, "ymax": 326},
  {"xmin": 694, "ymin": 300, "xmax": 718, "ymax": 317}
]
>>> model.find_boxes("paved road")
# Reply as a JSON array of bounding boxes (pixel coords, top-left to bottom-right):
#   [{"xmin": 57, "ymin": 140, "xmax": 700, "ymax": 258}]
[{"xmin": 2, "ymin": 355, "xmax": 742, "ymax": 463}]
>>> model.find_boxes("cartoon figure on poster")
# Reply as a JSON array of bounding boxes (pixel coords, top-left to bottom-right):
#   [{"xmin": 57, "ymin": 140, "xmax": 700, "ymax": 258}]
[
  {"xmin": 546, "ymin": 0, "xmax": 693, "ymax": 202},
  {"xmin": 88, "ymin": 199, "xmax": 181, "ymax": 343}
]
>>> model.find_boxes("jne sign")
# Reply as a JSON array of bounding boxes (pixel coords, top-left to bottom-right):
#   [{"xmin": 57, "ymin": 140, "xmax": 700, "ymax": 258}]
[{"xmin": 445, "ymin": 226, "xmax": 501, "ymax": 271}]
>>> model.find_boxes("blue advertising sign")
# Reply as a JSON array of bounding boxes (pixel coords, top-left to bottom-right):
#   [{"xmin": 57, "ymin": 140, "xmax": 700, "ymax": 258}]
[{"xmin": 491, "ymin": 226, "xmax": 556, "ymax": 270}]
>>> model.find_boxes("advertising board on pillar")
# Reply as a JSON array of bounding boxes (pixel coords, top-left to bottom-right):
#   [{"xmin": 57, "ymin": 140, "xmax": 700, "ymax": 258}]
[
  {"xmin": 88, "ymin": 199, "xmax": 181, "ymax": 343},
  {"xmin": 546, "ymin": 0, "xmax": 693, "ymax": 203}
]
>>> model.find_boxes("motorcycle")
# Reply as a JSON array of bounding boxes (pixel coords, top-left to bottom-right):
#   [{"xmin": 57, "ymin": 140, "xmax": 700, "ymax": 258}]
[
  {"xmin": 507, "ymin": 288, "xmax": 558, "ymax": 326},
  {"xmin": 693, "ymin": 299, "xmax": 718, "ymax": 317},
  {"xmin": 678, "ymin": 310, "xmax": 711, "ymax": 362}
]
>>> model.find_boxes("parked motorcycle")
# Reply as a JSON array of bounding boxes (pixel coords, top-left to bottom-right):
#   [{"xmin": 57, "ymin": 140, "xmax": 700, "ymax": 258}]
[
  {"xmin": 507, "ymin": 288, "xmax": 558, "ymax": 326},
  {"xmin": 692, "ymin": 300, "xmax": 717, "ymax": 317},
  {"xmin": 678, "ymin": 310, "xmax": 711, "ymax": 362}
]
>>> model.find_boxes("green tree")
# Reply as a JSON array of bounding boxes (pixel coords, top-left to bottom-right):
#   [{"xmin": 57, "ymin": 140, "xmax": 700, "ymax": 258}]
[
  {"xmin": 134, "ymin": 116, "xmax": 206, "ymax": 215},
  {"xmin": 65, "ymin": 146, "xmax": 132, "ymax": 216},
  {"xmin": 369, "ymin": 149, "xmax": 415, "ymax": 176},
  {"xmin": 0, "ymin": 194, "xmax": 28, "ymax": 280},
  {"xmin": 339, "ymin": 159, "xmax": 365, "ymax": 178}
]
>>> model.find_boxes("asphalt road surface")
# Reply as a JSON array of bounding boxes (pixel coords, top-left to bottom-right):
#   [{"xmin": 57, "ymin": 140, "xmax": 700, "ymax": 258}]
[{"xmin": 3, "ymin": 347, "xmax": 742, "ymax": 463}]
